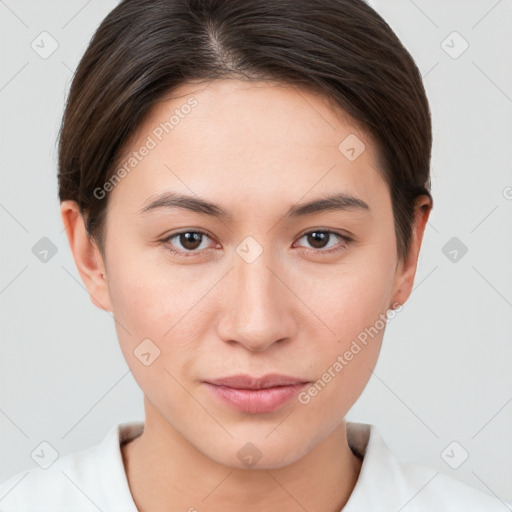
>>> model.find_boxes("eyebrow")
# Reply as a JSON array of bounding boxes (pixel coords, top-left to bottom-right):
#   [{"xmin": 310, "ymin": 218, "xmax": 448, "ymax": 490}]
[{"xmin": 138, "ymin": 191, "xmax": 370, "ymax": 220}]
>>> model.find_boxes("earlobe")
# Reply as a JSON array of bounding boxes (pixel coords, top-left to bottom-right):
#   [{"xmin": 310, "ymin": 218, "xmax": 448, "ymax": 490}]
[
  {"xmin": 390, "ymin": 195, "xmax": 433, "ymax": 308},
  {"xmin": 60, "ymin": 200, "xmax": 113, "ymax": 312}
]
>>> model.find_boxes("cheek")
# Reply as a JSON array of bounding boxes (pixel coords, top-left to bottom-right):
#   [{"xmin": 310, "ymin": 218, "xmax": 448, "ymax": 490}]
[
  {"xmin": 106, "ymin": 262, "xmax": 201, "ymax": 409},
  {"xmin": 294, "ymin": 251, "xmax": 396, "ymax": 408},
  {"xmin": 296, "ymin": 273, "xmax": 390, "ymax": 422},
  {"xmin": 299, "ymin": 255, "xmax": 396, "ymax": 345},
  {"xmin": 106, "ymin": 242, "xmax": 203, "ymax": 333},
  {"xmin": 105, "ymin": 247, "xmax": 218, "ymax": 378}
]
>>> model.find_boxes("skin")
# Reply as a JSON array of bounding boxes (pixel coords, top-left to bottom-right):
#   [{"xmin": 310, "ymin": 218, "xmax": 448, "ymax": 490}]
[{"xmin": 61, "ymin": 79, "xmax": 431, "ymax": 512}]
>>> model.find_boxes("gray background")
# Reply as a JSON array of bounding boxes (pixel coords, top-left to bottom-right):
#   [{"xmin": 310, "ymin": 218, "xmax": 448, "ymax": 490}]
[{"xmin": 1, "ymin": 0, "xmax": 511, "ymax": 505}]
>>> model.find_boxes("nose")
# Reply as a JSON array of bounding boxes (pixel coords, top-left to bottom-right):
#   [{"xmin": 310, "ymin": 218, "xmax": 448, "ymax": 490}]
[{"xmin": 216, "ymin": 246, "xmax": 298, "ymax": 352}]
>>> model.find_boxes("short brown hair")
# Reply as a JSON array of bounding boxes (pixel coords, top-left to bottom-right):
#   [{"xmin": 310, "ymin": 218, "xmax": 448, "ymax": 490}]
[{"xmin": 58, "ymin": 0, "xmax": 433, "ymax": 262}]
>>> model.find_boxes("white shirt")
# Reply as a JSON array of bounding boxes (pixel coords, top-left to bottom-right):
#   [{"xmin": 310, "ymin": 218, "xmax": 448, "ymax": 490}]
[{"xmin": 0, "ymin": 421, "xmax": 509, "ymax": 511}]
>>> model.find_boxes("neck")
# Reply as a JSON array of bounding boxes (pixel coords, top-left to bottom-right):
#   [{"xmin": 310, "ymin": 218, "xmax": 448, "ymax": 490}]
[{"xmin": 122, "ymin": 399, "xmax": 362, "ymax": 512}]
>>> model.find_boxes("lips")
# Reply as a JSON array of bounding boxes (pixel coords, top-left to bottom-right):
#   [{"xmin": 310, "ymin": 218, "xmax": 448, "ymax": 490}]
[
  {"xmin": 203, "ymin": 373, "xmax": 311, "ymax": 413},
  {"xmin": 205, "ymin": 373, "xmax": 309, "ymax": 389}
]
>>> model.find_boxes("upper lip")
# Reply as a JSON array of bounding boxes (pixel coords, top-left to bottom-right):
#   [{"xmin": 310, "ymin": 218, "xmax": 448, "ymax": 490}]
[{"xmin": 205, "ymin": 373, "xmax": 310, "ymax": 390}]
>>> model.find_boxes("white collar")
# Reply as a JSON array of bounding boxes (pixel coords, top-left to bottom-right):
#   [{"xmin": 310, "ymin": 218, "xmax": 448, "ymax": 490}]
[{"xmin": 3, "ymin": 420, "xmax": 504, "ymax": 511}]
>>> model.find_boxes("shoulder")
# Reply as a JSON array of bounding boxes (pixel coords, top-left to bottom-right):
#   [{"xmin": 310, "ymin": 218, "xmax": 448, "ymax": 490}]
[
  {"xmin": 0, "ymin": 443, "xmax": 106, "ymax": 512},
  {"xmin": 389, "ymin": 455, "xmax": 509, "ymax": 511},
  {"xmin": 0, "ymin": 422, "xmax": 143, "ymax": 512},
  {"xmin": 344, "ymin": 422, "xmax": 511, "ymax": 511}
]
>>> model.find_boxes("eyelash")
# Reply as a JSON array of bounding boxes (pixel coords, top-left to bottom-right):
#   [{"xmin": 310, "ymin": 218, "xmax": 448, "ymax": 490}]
[{"xmin": 161, "ymin": 229, "xmax": 352, "ymax": 258}]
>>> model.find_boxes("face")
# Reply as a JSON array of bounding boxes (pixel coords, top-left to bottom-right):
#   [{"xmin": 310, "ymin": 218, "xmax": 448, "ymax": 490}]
[{"xmin": 85, "ymin": 79, "xmax": 415, "ymax": 468}]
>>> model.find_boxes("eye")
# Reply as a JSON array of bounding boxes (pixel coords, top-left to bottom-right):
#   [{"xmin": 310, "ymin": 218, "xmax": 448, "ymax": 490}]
[
  {"xmin": 162, "ymin": 230, "xmax": 216, "ymax": 257},
  {"xmin": 294, "ymin": 230, "xmax": 352, "ymax": 255},
  {"xmin": 161, "ymin": 228, "xmax": 352, "ymax": 258}
]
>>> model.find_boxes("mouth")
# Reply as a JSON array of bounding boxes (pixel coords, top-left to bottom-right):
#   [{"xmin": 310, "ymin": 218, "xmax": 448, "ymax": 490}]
[{"xmin": 203, "ymin": 373, "xmax": 311, "ymax": 414}]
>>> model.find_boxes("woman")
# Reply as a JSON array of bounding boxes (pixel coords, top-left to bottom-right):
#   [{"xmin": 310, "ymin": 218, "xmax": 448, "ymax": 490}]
[{"xmin": 0, "ymin": 0, "xmax": 508, "ymax": 510}]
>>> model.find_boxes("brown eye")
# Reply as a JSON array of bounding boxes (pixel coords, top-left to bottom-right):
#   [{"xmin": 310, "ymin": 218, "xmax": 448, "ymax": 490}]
[
  {"xmin": 177, "ymin": 232, "xmax": 203, "ymax": 251},
  {"xmin": 295, "ymin": 230, "xmax": 351, "ymax": 255},
  {"xmin": 306, "ymin": 231, "xmax": 330, "ymax": 249},
  {"xmin": 163, "ymin": 230, "xmax": 214, "ymax": 256}
]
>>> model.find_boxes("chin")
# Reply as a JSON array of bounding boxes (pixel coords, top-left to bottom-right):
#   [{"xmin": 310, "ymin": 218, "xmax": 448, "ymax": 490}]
[{"xmin": 196, "ymin": 431, "xmax": 314, "ymax": 471}]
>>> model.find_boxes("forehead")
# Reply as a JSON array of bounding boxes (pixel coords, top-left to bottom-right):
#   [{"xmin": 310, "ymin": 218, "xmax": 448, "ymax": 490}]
[{"xmin": 108, "ymin": 79, "xmax": 387, "ymax": 216}]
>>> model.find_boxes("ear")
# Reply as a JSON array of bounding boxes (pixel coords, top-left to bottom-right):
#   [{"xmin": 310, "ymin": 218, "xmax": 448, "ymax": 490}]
[
  {"xmin": 60, "ymin": 200, "xmax": 113, "ymax": 312},
  {"xmin": 390, "ymin": 195, "xmax": 433, "ymax": 308}
]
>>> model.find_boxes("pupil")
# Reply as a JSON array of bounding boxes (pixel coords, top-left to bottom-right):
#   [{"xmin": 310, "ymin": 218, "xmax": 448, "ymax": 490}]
[
  {"xmin": 181, "ymin": 232, "xmax": 202, "ymax": 250},
  {"xmin": 308, "ymin": 231, "xmax": 328, "ymax": 249}
]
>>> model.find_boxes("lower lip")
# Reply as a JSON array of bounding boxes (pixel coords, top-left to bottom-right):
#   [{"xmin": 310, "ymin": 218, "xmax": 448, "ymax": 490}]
[{"xmin": 204, "ymin": 382, "xmax": 309, "ymax": 414}]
